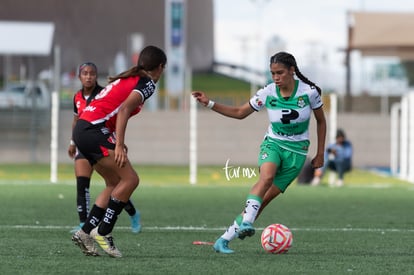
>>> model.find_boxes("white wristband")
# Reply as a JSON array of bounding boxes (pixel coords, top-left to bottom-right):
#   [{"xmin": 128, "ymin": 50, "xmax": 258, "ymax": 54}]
[
  {"xmin": 70, "ymin": 140, "xmax": 75, "ymax": 146},
  {"xmin": 206, "ymin": 100, "xmax": 215, "ymax": 109}
]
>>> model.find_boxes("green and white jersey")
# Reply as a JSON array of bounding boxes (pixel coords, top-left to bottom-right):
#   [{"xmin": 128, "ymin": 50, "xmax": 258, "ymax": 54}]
[{"xmin": 249, "ymin": 80, "xmax": 323, "ymax": 155}]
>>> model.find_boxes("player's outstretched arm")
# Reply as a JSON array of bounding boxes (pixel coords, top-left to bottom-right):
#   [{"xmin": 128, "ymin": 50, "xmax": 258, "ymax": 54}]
[{"xmin": 191, "ymin": 91, "xmax": 254, "ymax": 120}]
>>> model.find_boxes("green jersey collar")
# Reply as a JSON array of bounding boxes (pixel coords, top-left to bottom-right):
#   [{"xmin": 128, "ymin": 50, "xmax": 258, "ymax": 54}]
[{"xmin": 276, "ymin": 80, "xmax": 299, "ymax": 100}]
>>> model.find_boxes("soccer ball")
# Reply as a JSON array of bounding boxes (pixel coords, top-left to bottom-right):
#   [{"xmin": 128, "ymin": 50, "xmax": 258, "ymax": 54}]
[{"xmin": 261, "ymin": 223, "xmax": 293, "ymax": 254}]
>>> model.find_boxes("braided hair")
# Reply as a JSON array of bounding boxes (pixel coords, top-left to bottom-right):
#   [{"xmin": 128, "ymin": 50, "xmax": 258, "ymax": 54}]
[{"xmin": 270, "ymin": 52, "xmax": 321, "ymax": 95}]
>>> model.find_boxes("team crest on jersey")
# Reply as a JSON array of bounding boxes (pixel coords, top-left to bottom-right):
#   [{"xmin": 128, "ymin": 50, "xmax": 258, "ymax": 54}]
[{"xmin": 297, "ymin": 96, "xmax": 305, "ymax": 108}]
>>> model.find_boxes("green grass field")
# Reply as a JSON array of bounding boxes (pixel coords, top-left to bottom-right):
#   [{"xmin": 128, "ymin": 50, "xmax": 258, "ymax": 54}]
[{"xmin": 1, "ymin": 164, "xmax": 413, "ymax": 274}]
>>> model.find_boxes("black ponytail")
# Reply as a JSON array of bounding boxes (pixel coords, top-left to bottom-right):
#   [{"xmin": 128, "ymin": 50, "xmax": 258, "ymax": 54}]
[{"xmin": 108, "ymin": 45, "xmax": 167, "ymax": 83}]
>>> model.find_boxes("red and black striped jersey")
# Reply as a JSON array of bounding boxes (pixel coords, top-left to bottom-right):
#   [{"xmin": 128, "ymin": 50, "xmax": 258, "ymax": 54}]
[{"xmin": 72, "ymin": 84, "xmax": 103, "ymax": 117}]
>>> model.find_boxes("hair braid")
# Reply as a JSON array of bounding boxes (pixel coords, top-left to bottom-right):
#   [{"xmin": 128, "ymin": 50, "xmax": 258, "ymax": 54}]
[{"xmin": 294, "ymin": 68, "xmax": 322, "ymax": 95}]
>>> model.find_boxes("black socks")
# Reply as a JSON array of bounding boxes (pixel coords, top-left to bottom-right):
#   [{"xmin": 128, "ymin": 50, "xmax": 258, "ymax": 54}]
[
  {"xmin": 82, "ymin": 204, "xmax": 105, "ymax": 234},
  {"xmin": 124, "ymin": 200, "xmax": 137, "ymax": 216},
  {"xmin": 76, "ymin": 176, "xmax": 90, "ymax": 223},
  {"xmin": 98, "ymin": 197, "xmax": 126, "ymax": 236}
]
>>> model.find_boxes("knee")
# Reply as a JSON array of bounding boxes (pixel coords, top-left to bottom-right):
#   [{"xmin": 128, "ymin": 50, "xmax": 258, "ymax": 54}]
[
  {"xmin": 133, "ymin": 174, "xmax": 140, "ymax": 188},
  {"xmin": 127, "ymin": 172, "xmax": 139, "ymax": 189}
]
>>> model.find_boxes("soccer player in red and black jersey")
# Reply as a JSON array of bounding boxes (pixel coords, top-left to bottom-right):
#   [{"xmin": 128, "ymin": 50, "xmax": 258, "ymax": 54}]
[
  {"xmin": 71, "ymin": 46, "xmax": 167, "ymax": 258},
  {"xmin": 68, "ymin": 63, "xmax": 142, "ymax": 236}
]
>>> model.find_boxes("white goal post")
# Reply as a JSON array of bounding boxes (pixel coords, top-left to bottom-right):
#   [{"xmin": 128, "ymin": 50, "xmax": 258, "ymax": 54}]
[{"xmin": 390, "ymin": 91, "xmax": 414, "ymax": 183}]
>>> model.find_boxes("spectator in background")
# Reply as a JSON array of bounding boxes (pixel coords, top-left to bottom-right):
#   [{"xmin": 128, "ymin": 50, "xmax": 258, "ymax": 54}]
[{"xmin": 311, "ymin": 129, "xmax": 352, "ymax": 187}]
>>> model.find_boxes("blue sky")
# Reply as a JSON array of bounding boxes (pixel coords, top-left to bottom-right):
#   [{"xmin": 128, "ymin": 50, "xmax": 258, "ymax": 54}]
[{"xmin": 213, "ymin": 0, "xmax": 414, "ymax": 93}]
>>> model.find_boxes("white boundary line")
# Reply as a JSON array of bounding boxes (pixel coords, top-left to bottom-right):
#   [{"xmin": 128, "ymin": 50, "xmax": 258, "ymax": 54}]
[{"xmin": 1, "ymin": 225, "xmax": 414, "ymax": 233}]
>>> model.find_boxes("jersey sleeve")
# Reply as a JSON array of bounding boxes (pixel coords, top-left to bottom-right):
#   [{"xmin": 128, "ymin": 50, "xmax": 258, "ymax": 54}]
[
  {"xmin": 249, "ymin": 84, "xmax": 273, "ymax": 111},
  {"xmin": 73, "ymin": 92, "xmax": 80, "ymax": 116},
  {"xmin": 133, "ymin": 77, "xmax": 156, "ymax": 102},
  {"xmin": 309, "ymin": 87, "xmax": 323, "ymax": 109}
]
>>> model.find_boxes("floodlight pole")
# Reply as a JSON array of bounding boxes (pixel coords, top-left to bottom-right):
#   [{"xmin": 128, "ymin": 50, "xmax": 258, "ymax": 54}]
[
  {"xmin": 188, "ymin": 65, "xmax": 197, "ymax": 184},
  {"xmin": 390, "ymin": 102, "xmax": 400, "ymax": 176},
  {"xmin": 344, "ymin": 11, "xmax": 353, "ymax": 112},
  {"xmin": 50, "ymin": 45, "xmax": 60, "ymax": 183},
  {"xmin": 399, "ymin": 95, "xmax": 409, "ymax": 180}
]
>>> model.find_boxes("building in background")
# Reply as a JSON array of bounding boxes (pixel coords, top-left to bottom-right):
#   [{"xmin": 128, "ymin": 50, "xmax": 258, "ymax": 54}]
[{"xmin": 0, "ymin": 0, "xmax": 214, "ymax": 79}]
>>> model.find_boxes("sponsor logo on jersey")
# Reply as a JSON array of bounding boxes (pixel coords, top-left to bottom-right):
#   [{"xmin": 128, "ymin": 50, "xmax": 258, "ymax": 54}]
[
  {"xmin": 315, "ymin": 94, "xmax": 322, "ymax": 105},
  {"xmin": 100, "ymin": 127, "xmax": 110, "ymax": 135},
  {"xmin": 84, "ymin": 105, "xmax": 96, "ymax": 112},
  {"xmin": 255, "ymin": 98, "xmax": 263, "ymax": 107},
  {"xmin": 269, "ymin": 99, "xmax": 277, "ymax": 107},
  {"xmin": 140, "ymin": 81, "xmax": 156, "ymax": 100},
  {"xmin": 107, "ymin": 133, "xmax": 116, "ymax": 144}
]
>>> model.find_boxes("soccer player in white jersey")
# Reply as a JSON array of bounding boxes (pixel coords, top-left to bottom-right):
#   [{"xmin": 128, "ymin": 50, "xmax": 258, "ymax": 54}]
[{"xmin": 192, "ymin": 51, "xmax": 327, "ymax": 253}]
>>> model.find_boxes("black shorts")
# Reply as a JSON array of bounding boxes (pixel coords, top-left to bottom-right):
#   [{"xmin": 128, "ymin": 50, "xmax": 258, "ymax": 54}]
[
  {"xmin": 73, "ymin": 119, "xmax": 115, "ymax": 165},
  {"xmin": 74, "ymin": 149, "xmax": 86, "ymax": 161}
]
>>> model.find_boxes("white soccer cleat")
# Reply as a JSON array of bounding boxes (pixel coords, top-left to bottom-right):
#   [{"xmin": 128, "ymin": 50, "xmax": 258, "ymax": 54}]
[
  {"xmin": 311, "ymin": 176, "xmax": 321, "ymax": 186},
  {"xmin": 71, "ymin": 229, "xmax": 100, "ymax": 256},
  {"xmin": 336, "ymin": 179, "xmax": 344, "ymax": 187}
]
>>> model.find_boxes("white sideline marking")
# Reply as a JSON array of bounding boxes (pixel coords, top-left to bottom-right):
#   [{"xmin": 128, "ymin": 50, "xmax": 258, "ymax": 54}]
[{"xmin": 1, "ymin": 225, "xmax": 413, "ymax": 233}]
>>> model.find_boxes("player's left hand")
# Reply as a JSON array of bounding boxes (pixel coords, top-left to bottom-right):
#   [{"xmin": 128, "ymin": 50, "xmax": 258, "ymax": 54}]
[
  {"xmin": 191, "ymin": 91, "xmax": 209, "ymax": 106},
  {"xmin": 114, "ymin": 144, "xmax": 128, "ymax": 168}
]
